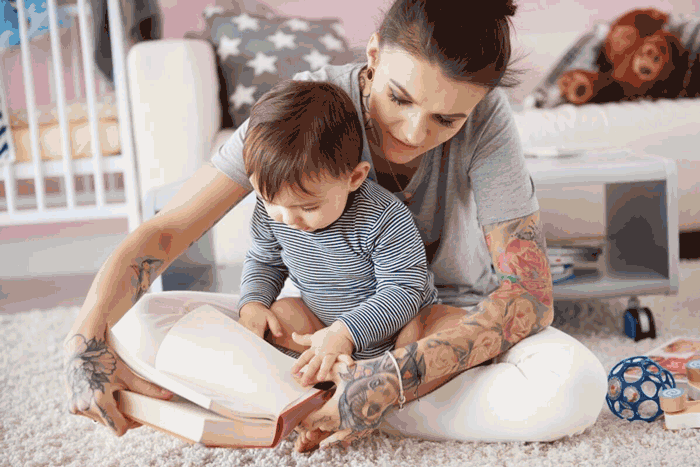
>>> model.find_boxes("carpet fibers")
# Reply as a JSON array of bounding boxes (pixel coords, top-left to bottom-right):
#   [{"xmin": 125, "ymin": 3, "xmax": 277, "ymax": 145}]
[{"xmin": 2, "ymin": 262, "xmax": 700, "ymax": 467}]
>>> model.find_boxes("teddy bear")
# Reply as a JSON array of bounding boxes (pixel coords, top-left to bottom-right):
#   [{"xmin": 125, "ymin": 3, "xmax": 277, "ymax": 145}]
[
  {"xmin": 558, "ymin": 8, "xmax": 695, "ymax": 105},
  {"xmin": 557, "ymin": 69, "xmax": 625, "ymax": 105}
]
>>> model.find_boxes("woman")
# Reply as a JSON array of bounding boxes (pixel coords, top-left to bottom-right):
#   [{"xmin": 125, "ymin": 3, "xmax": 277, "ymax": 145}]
[{"xmin": 63, "ymin": 0, "xmax": 607, "ymax": 453}]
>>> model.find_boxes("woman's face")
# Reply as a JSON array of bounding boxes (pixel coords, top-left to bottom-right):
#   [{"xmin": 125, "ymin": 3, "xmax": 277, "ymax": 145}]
[{"xmin": 365, "ymin": 35, "xmax": 490, "ymax": 165}]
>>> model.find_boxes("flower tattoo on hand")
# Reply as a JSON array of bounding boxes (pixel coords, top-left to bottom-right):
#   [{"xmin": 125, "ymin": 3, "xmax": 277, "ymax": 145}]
[{"xmin": 64, "ymin": 334, "xmax": 117, "ymax": 428}]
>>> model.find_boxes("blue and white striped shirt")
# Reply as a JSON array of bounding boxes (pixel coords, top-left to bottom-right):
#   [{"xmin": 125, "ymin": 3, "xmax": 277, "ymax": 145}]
[{"xmin": 238, "ymin": 179, "xmax": 438, "ymax": 360}]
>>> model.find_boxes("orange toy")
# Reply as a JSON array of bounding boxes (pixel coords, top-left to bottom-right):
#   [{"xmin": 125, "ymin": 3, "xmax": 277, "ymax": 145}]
[{"xmin": 660, "ymin": 359, "xmax": 700, "ymax": 430}]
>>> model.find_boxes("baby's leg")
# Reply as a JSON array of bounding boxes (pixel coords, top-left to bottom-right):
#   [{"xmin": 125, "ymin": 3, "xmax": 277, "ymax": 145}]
[
  {"xmin": 394, "ymin": 317, "xmax": 422, "ymax": 349},
  {"xmin": 265, "ymin": 297, "xmax": 326, "ymax": 354}
]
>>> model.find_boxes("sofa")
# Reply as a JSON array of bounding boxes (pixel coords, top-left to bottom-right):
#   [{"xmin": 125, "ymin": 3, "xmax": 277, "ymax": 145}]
[{"xmin": 127, "ymin": 36, "xmax": 700, "ymax": 284}]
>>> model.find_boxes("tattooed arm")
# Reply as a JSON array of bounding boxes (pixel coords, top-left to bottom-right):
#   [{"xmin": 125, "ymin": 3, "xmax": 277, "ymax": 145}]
[
  {"xmin": 63, "ymin": 163, "xmax": 250, "ymax": 435},
  {"xmin": 295, "ymin": 211, "xmax": 554, "ymax": 451},
  {"xmin": 397, "ymin": 211, "xmax": 555, "ymax": 392}
]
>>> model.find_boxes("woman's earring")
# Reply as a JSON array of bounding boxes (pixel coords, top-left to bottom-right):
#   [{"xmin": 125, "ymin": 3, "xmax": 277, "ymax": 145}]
[{"xmin": 367, "ymin": 67, "xmax": 375, "ymax": 81}]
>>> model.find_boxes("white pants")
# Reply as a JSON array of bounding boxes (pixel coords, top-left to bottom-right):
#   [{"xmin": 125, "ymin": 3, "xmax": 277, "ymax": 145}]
[{"xmin": 131, "ymin": 290, "xmax": 607, "ymax": 443}]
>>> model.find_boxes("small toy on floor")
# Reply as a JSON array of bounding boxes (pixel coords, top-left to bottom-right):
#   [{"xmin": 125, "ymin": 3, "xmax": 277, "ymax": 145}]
[
  {"xmin": 660, "ymin": 386, "xmax": 700, "ymax": 429},
  {"xmin": 607, "ymin": 356, "xmax": 675, "ymax": 422},
  {"xmin": 686, "ymin": 358, "xmax": 700, "ymax": 401},
  {"xmin": 623, "ymin": 296, "xmax": 657, "ymax": 341}
]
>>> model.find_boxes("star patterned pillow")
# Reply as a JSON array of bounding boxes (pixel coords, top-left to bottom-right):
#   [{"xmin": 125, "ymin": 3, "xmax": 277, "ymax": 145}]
[{"xmin": 206, "ymin": 12, "xmax": 355, "ymax": 128}]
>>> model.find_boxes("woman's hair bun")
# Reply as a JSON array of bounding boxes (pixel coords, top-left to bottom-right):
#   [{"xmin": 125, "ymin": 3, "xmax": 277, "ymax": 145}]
[
  {"xmin": 496, "ymin": 0, "xmax": 517, "ymax": 18},
  {"xmin": 477, "ymin": 0, "xmax": 517, "ymax": 20}
]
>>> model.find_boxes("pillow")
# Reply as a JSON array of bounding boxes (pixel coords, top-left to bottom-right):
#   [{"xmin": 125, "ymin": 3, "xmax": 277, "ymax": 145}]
[
  {"xmin": 665, "ymin": 13, "xmax": 700, "ymax": 56},
  {"xmin": 205, "ymin": 12, "xmax": 354, "ymax": 128}
]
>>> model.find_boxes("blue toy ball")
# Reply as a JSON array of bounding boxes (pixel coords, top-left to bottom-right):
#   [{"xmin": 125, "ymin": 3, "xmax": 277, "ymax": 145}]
[{"xmin": 606, "ymin": 356, "xmax": 676, "ymax": 422}]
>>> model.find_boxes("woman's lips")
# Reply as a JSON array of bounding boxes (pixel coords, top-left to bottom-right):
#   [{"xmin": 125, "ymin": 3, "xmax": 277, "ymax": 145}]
[{"xmin": 389, "ymin": 133, "xmax": 419, "ymax": 151}]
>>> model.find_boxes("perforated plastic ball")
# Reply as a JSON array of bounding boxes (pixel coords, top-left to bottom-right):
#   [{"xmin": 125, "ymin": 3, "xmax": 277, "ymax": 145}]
[{"xmin": 606, "ymin": 356, "xmax": 676, "ymax": 422}]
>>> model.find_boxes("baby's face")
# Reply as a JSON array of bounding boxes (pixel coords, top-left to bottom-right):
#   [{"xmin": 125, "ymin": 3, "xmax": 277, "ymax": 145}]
[{"xmin": 250, "ymin": 173, "xmax": 354, "ymax": 232}]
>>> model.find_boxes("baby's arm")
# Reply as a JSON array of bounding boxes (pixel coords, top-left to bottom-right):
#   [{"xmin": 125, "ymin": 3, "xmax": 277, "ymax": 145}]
[
  {"xmin": 334, "ymin": 201, "xmax": 434, "ymax": 354},
  {"xmin": 290, "ymin": 321, "xmax": 355, "ymax": 385},
  {"xmin": 238, "ymin": 199, "xmax": 289, "ymax": 335}
]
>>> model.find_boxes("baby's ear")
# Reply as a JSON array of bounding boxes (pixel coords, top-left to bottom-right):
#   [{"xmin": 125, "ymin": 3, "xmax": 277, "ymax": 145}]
[{"xmin": 349, "ymin": 162, "xmax": 371, "ymax": 191}]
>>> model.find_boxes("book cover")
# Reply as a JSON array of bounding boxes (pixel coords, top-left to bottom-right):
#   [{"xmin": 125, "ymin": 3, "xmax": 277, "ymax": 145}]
[{"xmin": 646, "ymin": 336, "xmax": 700, "ymax": 385}]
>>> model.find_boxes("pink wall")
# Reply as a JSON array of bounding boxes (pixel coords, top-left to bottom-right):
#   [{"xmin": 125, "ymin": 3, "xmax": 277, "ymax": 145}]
[
  {"xmin": 160, "ymin": 0, "xmax": 699, "ymax": 48},
  {"xmin": 158, "ymin": 0, "xmax": 393, "ymax": 49},
  {"xmin": 6, "ymin": 0, "xmax": 700, "ymax": 113},
  {"xmin": 3, "ymin": 30, "xmax": 110, "ymax": 114}
]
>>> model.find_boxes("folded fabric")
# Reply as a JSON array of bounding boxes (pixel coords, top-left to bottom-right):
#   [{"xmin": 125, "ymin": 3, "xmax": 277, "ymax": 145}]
[{"xmin": 90, "ymin": 0, "xmax": 162, "ymax": 85}]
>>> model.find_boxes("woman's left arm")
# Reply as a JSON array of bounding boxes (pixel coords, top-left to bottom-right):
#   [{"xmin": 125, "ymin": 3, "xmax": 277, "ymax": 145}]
[
  {"xmin": 399, "ymin": 209, "xmax": 554, "ymax": 392},
  {"xmin": 295, "ymin": 210, "xmax": 553, "ymax": 451}
]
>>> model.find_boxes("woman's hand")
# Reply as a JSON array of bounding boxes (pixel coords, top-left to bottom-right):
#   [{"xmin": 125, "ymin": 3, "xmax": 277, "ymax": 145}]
[
  {"xmin": 293, "ymin": 353, "xmax": 402, "ymax": 453},
  {"xmin": 63, "ymin": 331, "xmax": 173, "ymax": 436},
  {"xmin": 238, "ymin": 302, "xmax": 284, "ymax": 340},
  {"xmin": 290, "ymin": 321, "xmax": 355, "ymax": 386}
]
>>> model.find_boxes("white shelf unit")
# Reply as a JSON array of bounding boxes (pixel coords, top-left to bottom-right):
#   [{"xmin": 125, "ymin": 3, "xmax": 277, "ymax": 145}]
[{"xmin": 526, "ymin": 150, "xmax": 679, "ymax": 300}]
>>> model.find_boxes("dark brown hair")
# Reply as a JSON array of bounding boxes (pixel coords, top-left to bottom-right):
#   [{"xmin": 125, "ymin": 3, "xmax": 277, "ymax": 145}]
[
  {"xmin": 243, "ymin": 80, "xmax": 364, "ymax": 202},
  {"xmin": 378, "ymin": 0, "xmax": 526, "ymax": 89}
]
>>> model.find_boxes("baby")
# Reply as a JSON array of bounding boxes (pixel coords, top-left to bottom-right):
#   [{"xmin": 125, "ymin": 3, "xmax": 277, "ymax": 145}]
[{"xmin": 237, "ymin": 79, "xmax": 438, "ymax": 386}]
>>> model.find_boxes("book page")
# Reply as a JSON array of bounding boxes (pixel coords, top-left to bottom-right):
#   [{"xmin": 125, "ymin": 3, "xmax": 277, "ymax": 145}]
[
  {"xmin": 646, "ymin": 336, "xmax": 700, "ymax": 383},
  {"xmin": 154, "ymin": 305, "xmax": 318, "ymax": 417}
]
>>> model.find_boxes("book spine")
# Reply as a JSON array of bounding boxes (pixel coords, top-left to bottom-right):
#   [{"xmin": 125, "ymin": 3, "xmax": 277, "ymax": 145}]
[{"xmin": 272, "ymin": 387, "xmax": 335, "ymax": 447}]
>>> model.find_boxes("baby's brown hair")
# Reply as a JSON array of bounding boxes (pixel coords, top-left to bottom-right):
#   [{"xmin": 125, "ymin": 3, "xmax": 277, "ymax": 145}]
[{"xmin": 243, "ymin": 80, "xmax": 364, "ymax": 202}]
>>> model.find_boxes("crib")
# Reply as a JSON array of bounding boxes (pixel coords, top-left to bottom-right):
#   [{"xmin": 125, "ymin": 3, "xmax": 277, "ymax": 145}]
[{"xmin": 0, "ymin": 0, "xmax": 142, "ymax": 232}]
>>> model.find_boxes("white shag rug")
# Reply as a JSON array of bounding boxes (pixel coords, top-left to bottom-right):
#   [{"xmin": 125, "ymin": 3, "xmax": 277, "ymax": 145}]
[{"xmin": 2, "ymin": 262, "xmax": 700, "ymax": 467}]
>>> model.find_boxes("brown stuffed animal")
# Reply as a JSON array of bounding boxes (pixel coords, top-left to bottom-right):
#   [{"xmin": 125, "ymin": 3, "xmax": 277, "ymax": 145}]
[
  {"xmin": 681, "ymin": 54, "xmax": 700, "ymax": 98},
  {"xmin": 599, "ymin": 8, "xmax": 669, "ymax": 73},
  {"xmin": 602, "ymin": 26, "xmax": 688, "ymax": 100},
  {"xmin": 557, "ymin": 69, "xmax": 625, "ymax": 105},
  {"xmin": 559, "ymin": 8, "xmax": 694, "ymax": 105}
]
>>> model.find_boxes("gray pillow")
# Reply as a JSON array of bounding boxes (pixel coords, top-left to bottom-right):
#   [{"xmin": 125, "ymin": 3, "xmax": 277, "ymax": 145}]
[{"xmin": 206, "ymin": 12, "xmax": 354, "ymax": 128}]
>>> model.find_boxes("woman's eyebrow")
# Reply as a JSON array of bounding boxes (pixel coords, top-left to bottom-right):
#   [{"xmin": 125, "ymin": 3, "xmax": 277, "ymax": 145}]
[{"xmin": 389, "ymin": 79, "xmax": 467, "ymax": 118}]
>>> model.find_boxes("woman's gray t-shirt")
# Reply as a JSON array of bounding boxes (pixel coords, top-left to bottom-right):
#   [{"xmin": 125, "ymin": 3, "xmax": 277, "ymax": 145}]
[{"xmin": 211, "ymin": 63, "xmax": 539, "ymax": 307}]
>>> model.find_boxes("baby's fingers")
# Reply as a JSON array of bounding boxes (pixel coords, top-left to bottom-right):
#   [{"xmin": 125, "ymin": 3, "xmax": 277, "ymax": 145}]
[
  {"xmin": 266, "ymin": 314, "xmax": 283, "ymax": 338},
  {"xmin": 291, "ymin": 349, "xmax": 315, "ymax": 375},
  {"xmin": 317, "ymin": 354, "xmax": 339, "ymax": 382},
  {"xmin": 291, "ymin": 331, "xmax": 313, "ymax": 348},
  {"xmin": 338, "ymin": 354, "xmax": 355, "ymax": 368},
  {"xmin": 300, "ymin": 356, "xmax": 324, "ymax": 386}
]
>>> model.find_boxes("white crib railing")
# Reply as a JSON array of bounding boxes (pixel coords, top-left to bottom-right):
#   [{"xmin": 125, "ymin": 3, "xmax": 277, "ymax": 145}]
[{"xmin": 0, "ymin": 0, "xmax": 142, "ymax": 232}]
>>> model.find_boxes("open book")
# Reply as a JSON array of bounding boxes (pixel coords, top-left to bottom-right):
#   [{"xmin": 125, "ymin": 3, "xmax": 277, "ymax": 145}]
[{"xmin": 108, "ymin": 304, "xmax": 334, "ymax": 448}]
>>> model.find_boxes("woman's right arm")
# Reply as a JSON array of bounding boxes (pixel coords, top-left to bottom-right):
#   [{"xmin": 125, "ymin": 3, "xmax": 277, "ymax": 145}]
[{"xmin": 63, "ymin": 162, "xmax": 250, "ymax": 435}]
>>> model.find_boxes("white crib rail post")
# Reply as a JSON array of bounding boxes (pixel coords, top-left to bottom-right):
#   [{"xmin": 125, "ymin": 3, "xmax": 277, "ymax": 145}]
[
  {"xmin": 47, "ymin": 0, "xmax": 77, "ymax": 210},
  {"xmin": 71, "ymin": 35, "xmax": 83, "ymax": 101},
  {"xmin": 76, "ymin": 0, "xmax": 107, "ymax": 209},
  {"xmin": 106, "ymin": 0, "xmax": 143, "ymax": 232},
  {"xmin": 17, "ymin": 0, "xmax": 46, "ymax": 212}
]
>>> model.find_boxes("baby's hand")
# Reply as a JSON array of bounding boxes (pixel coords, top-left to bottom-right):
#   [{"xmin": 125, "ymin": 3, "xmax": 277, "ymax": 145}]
[
  {"xmin": 291, "ymin": 322, "xmax": 354, "ymax": 386},
  {"xmin": 238, "ymin": 302, "xmax": 283, "ymax": 340}
]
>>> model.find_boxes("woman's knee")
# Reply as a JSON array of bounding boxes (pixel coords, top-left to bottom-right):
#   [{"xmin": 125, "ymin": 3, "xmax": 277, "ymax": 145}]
[{"xmin": 496, "ymin": 327, "xmax": 608, "ymax": 440}]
